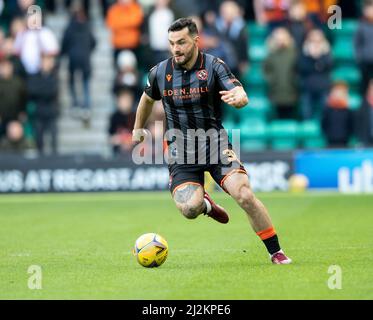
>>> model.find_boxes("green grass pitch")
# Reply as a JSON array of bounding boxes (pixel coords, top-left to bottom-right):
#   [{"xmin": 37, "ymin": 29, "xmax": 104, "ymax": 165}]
[{"xmin": 0, "ymin": 192, "xmax": 372, "ymax": 300}]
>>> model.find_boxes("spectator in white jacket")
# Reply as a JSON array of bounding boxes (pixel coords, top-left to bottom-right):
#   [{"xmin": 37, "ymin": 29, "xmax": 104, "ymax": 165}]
[{"xmin": 13, "ymin": 15, "xmax": 59, "ymax": 75}]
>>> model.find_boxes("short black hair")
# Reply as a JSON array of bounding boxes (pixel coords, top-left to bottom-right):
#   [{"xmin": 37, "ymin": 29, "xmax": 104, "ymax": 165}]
[{"xmin": 168, "ymin": 18, "xmax": 198, "ymax": 36}]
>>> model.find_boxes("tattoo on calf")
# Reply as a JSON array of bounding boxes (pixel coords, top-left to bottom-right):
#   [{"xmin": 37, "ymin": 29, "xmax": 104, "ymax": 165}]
[{"xmin": 174, "ymin": 184, "xmax": 199, "ymax": 204}]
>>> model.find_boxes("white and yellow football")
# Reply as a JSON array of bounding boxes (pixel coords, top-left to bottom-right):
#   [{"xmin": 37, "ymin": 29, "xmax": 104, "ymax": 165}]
[{"xmin": 133, "ymin": 233, "xmax": 168, "ymax": 268}]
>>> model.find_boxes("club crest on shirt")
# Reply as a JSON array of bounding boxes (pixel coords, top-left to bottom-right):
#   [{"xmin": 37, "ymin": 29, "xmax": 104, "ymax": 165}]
[
  {"xmin": 166, "ymin": 74, "xmax": 172, "ymax": 82},
  {"xmin": 196, "ymin": 69, "xmax": 208, "ymax": 81}
]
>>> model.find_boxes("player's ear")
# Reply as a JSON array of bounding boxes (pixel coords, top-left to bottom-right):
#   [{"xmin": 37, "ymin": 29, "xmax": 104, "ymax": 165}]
[{"xmin": 193, "ymin": 35, "xmax": 200, "ymax": 45}]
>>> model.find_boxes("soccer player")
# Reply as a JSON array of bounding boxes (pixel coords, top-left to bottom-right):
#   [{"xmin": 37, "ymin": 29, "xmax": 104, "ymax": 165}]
[{"xmin": 133, "ymin": 18, "xmax": 292, "ymax": 264}]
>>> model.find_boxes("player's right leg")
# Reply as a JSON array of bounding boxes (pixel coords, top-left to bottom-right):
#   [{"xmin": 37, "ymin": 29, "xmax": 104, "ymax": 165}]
[
  {"xmin": 172, "ymin": 182, "xmax": 205, "ymax": 219},
  {"xmin": 169, "ymin": 164, "xmax": 229, "ymax": 223}
]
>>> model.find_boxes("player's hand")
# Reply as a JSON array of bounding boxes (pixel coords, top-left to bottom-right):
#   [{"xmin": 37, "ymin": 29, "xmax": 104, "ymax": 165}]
[
  {"xmin": 132, "ymin": 128, "xmax": 148, "ymax": 145},
  {"xmin": 220, "ymin": 87, "xmax": 249, "ymax": 108}
]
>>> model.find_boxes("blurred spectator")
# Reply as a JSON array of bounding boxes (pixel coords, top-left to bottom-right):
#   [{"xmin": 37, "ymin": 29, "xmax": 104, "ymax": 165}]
[
  {"xmin": 354, "ymin": 0, "xmax": 373, "ymax": 96},
  {"xmin": 26, "ymin": 55, "xmax": 59, "ymax": 155},
  {"xmin": 215, "ymin": 0, "xmax": 249, "ymax": 78},
  {"xmin": 6, "ymin": 0, "xmax": 36, "ymax": 22},
  {"xmin": 0, "ymin": 37, "xmax": 26, "ymax": 78},
  {"xmin": 0, "ymin": 59, "xmax": 27, "ymax": 139},
  {"xmin": 9, "ymin": 17, "xmax": 26, "ymax": 39},
  {"xmin": 108, "ymin": 88, "xmax": 136, "ymax": 155},
  {"xmin": 13, "ymin": 15, "xmax": 59, "ymax": 75},
  {"xmin": 263, "ymin": 27, "xmax": 298, "ymax": 119},
  {"xmin": 61, "ymin": 5, "xmax": 96, "ymax": 118},
  {"xmin": 254, "ymin": 0, "xmax": 291, "ymax": 32},
  {"xmin": 321, "ymin": 82, "xmax": 354, "ymax": 148},
  {"xmin": 145, "ymin": 0, "xmax": 174, "ymax": 66},
  {"xmin": 0, "ymin": 120, "xmax": 31, "ymax": 154},
  {"xmin": 192, "ymin": 14, "xmax": 230, "ymax": 65},
  {"xmin": 65, "ymin": 0, "xmax": 90, "ymax": 17},
  {"xmin": 288, "ymin": 0, "xmax": 310, "ymax": 53},
  {"xmin": 298, "ymin": 29, "xmax": 333, "ymax": 120},
  {"xmin": 358, "ymin": 79, "xmax": 373, "ymax": 146},
  {"xmin": 113, "ymin": 50, "xmax": 141, "ymax": 99},
  {"xmin": 106, "ymin": 0, "xmax": 144, "ymax": 67}
]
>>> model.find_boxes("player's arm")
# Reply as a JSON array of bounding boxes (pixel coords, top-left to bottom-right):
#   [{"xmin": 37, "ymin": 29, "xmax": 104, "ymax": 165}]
[
  {"xmin": 213, "ymin": 58, "xmax": 249, "ymax": 109},
  {"xmin": 132, "ymin": 65, "xmax": 162, "ymax": 142},
  {"xmin": 132, "ymin": 92, "xmax": 156, "ymax": 142}
]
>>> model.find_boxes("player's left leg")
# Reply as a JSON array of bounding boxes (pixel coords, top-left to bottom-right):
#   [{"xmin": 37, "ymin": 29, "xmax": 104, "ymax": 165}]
[{"xmin": 223, "ymin": 171, "xmax": 292, "ymax": 264}]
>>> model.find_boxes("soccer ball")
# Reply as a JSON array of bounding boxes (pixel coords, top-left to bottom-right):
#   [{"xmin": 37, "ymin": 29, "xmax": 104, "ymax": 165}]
[{"xmin": 133, "ymin": 233, "xmax": 168, "ymax": 268}]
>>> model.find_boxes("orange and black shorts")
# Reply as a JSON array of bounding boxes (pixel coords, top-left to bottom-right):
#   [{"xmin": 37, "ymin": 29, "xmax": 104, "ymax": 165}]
[{"xmin": 168, "ymin": 149, "xmax": 247, "ymax": 195}]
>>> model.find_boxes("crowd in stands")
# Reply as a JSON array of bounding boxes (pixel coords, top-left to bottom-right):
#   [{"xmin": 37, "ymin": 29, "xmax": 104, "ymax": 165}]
[{"xmin": 0, "ymin": 0, "xmax": 373, "ymax": 157}]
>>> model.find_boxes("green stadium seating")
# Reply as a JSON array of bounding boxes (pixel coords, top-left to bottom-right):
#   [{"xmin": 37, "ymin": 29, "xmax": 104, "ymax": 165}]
[
  {"xmin": 239, "ymin": 118, "xmax": 268, "ymax": 151},
  {"xmin": 268, "ymin": 120, "xmax": 299, "ymax": 150},
  {"xmin": 241, "ymin": 63, "xmax": 266, "ymax": 88},
  {"xmin": 239, "ymin": 94, "xmax": 271, "ymax": 121},
  {"xmin": 333, "ymin": 39, "xmax": 355, "ymax": 63},
  {"xmin": 332, "ymin": 66, "xmax": 361, "ymax": 86},
  {"xmin": 333, "ymin": 19, "xmax": 358, "ymax": 37},
  {"xmin": 249, "ymin": 38, "xmax": 267, "ymax": 62},
  {"xmin": 247, "ymin": 22, "xmax": 268, "ymax": 39},
  {"xmin": 349, "ymin": 92, "xmax": 362, "ymax": 110},
  {"xmin": 298, "ymin": 120, "xmax": 326, "ymax": 149}
]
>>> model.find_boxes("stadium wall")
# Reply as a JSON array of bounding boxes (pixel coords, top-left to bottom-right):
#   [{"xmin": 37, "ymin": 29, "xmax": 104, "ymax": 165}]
[
  {"xmin": 0, "ymin": 152, "xmax": 293, "ymax": 194},
  {"xmin": 0, "ymin": 149, "xmax": 372, "ymax": 194}
]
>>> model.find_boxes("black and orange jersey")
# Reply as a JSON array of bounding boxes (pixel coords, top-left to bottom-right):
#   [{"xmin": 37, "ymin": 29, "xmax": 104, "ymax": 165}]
[
  {"xmin": 144, "ymin": 51, "xmax": 242, "ymax": 163},
  {"xmin": 145, "ymin": 51, "xmax": 241, "ymax": 133}
]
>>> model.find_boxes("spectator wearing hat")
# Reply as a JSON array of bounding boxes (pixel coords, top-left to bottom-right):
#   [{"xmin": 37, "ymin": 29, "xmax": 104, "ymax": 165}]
[{"xmin": 112, "ymin": 50, "xmax": 141, "ymax": 100}]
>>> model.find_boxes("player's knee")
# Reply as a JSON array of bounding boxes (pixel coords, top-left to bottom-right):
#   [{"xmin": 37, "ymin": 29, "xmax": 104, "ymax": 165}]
[
  {"xmin": 179, "ymin": 199, "xmax": 204, "ymax": 219},
  {"xmin": 236, "ymin": 184, "xmax": 256, "ymax": 208}
]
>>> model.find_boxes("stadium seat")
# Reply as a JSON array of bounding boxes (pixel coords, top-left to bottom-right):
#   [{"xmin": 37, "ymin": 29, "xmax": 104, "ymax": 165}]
[
  {"xmin": 333, "ymin": 19, "xmax": 358, "ymax": 37},
  {"xmin": 332, "ymin": 66, "xmax": 361, "ymax": 86},
  {"xmin": 249, "ymin": 38, "xmax": 267, "ymax": 62},
  {"xmin": 349, "ymin": 92, "xmax": 362, "ymax": 110},
  {"xmin": 298, "ymin": 120, "xmax": 326, "ymax": 149},
  {"xmin": 239, "ymin": 118, "xmax": 268, "ymax": 151},
  {"xmin": 268, "ymin": 120, "xmax": 299, "ymax": 150},
  {"xmin": 247, "ymin": 22, "xmax": 268, "ymax": 40},
  {"xmin": 240, "ymin": 94, "xmax": 271, "ymax": 121},
  {"xmin": 333, "ymin": 39, "xmax": 355, "ymax": 63},
  {"xmin": 242, "ymin": 63, "xmax": 266, "ymax": 87}
]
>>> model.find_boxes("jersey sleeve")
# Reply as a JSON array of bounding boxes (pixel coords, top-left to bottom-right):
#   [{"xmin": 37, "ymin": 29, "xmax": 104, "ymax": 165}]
[
  {"xmin": 213, "ymin": 57, "xmax": 242, "ymax": 91},
  {"xmin": 144, "ymin": 65, "xmax": 162, "ymax": 100}
]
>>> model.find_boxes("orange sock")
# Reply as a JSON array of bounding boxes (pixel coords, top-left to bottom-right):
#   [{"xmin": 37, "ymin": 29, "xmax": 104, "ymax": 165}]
[{"xmin": 256, "ymin": 226, "xmax": 277, "ymax": 240}]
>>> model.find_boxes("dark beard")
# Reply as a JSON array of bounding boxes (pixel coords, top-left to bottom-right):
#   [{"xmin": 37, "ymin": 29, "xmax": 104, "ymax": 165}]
[{"xmin": 175, "ymin": 48, "xmax": 194, "ymax": 67}]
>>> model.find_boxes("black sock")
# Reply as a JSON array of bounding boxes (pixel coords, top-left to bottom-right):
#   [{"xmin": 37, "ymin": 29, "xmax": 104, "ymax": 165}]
[{"xmin": 263, "ymin": 235, "xmax": 281, "ymax": 255}]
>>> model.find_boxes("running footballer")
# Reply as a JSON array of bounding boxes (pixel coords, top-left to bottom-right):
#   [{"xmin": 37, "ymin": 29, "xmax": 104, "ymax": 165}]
[{"xmin": 133, "ymin": 18, "xmax": 291, "ymax": 264}]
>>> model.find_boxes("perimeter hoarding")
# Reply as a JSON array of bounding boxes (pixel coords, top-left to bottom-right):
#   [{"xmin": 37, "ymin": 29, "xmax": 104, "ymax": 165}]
[
  {"xmin": 294, "ymin": 149, "xmax": 373, "ymax": 193},
  {"xmin": 0, "ymin": 152, "xmax": 293, "ymax": 194}
]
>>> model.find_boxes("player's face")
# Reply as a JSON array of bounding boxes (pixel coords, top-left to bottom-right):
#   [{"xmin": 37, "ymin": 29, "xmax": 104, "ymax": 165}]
[{"xmin": 168, "ymin": 27, "xmax": 198, "ymax": 66}]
